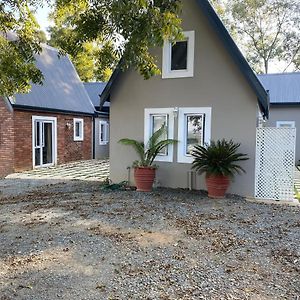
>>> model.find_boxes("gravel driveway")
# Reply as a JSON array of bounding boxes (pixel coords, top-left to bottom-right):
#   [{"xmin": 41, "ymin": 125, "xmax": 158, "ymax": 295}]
[{"xmin": 0, "ymin": 181, "xmax": 299, "ymax": 300}]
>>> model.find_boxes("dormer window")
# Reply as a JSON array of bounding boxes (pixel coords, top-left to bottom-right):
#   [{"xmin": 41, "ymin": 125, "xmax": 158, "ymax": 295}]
[{"xmin": 162, "ymin": 31, "xmax": 195, "ymax": 79}]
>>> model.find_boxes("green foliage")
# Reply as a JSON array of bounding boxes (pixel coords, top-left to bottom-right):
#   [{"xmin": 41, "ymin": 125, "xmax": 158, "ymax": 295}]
[
  {"xmin": 191, "ymin": 139, "xmax": 249, "ymax": 177},
  {"xmin": 51, "ymin": 0, "xmax": 183, "ymax": 80},
  {"xmin": 48, "ymin": 9, "xmax": 116, "ymax": 82},
  {"xmin": 0, "ymin": 1, "xmax": 44, "ymax": 96},
  {"xmin": 119, "ymin": 125, "xmax": 177, "ymax": 168},
  {"xmin": 48, "ymin": 26, "xmax": 114, "ymax": 82},
  {"xmin": 224, "ymin": 0, "xmax": 300, "ymax": 73}
]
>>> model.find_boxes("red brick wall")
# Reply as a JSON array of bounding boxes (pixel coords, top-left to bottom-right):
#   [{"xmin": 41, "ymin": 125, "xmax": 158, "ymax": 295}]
[
  {"xmin": 0, "ymin": 98, "xmax": 14, "ymax": 177},
  {"xmin": 13, "ymin": 110, "xmax": 92, "ymax": 173}
]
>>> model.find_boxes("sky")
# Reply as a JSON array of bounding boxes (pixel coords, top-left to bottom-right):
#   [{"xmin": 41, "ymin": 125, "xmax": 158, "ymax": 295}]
[{"xmin": 35, "ymin": 3, "xmax": 53, "ymax": 34}]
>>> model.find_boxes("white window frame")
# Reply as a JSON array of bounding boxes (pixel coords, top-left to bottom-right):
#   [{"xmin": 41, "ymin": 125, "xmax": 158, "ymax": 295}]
[
  {"xmin": 73, "ymin": 118, "xmax": 84, "ymax": 141},
  {"xmin": 32, "ymin": 116, "xmax": 57, "ymax": 168},
  {"xmin": 99, "ymin": 120, "xmax": 109, "ymax": 145},
  {"xmin": 144, "ymin": 108, "xmax": 175, "ymax": 162},
  {"xmin": 162, "ymin": 30, "xmax": 195, "ymax": 79},
  {"xmin": 177, "ymin": 107, "xmax": 212, "ymax": 163},
  {"xmin": 276, "ymin": 121, "xmax": 295, "ymax": 128}
]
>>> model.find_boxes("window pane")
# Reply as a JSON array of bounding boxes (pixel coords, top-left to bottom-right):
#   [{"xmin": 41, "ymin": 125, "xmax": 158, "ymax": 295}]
[
  {"xmin": 35, "ymin": 148, "xmax": 41, "ymax": 166},
  {"xmin": 151, "ymin": 115, "xmax": 168, "ymax": 155},
  {"xmin": 43, "ymin": 123, "xmax": 53, "ymax": 164},
  {"xmin": 75, "ymin": 122, "xmax": 80, "ymax": 137},
  {"xmin": 100, "ymin": 123, "xmax": 105, "ymax": 142},
  {"xmin": 186, "ymin": 114, "xmax": 204, "ymax": 155},
  {"xmin": 35, "ymin": 121, "xmax": 40, "ymax": 147},
  {"xmin": 171, "ymin": 41, "xmax": 188, "ymax": 71}
]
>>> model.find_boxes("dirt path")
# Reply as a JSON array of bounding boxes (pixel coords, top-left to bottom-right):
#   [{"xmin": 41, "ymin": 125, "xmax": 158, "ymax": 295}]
[{"xmin": 0, "ymin": 182, "xmax": 299, "ymax": 299}]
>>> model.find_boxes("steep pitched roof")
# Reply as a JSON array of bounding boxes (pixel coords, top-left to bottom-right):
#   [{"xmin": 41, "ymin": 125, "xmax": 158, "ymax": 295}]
[
  {"xmin": 258, "ymin": 72, "xmax": 300, "ymax": 104},
  {"xmin": 100, "ymin": 0, "xmax": 269, "ymax": 118},
  {"xmin": 83, "ymin": 82, "xmax": 108, "ymax": 107},
  {"xmin": 10, "ymin": 44, "xmax": 95, "ymax": 115}
]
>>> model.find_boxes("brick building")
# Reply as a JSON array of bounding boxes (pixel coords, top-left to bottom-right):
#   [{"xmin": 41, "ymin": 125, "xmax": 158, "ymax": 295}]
[{"xmin": 0, "ymin": 45, "xmax": 95, "ymax": 178}]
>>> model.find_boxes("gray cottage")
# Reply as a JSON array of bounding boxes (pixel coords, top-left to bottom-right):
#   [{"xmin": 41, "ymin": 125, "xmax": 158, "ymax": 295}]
[
  {"xmin": 99, "ymin": 0, "xmax": 269, "ymax": 197},
  {"xmin": 83, "ymin": 82, "xmax": 110, "ymax": 159}
]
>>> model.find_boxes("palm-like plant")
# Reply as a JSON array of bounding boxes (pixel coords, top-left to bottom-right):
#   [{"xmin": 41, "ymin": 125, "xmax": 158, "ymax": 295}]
[
  {"xmin": 119, "ymin": 124, "xmax": 177, "ymax": 168},
  {"xmin": 191, "ymin": 139, "xmax": 249, "ymax": 177}
]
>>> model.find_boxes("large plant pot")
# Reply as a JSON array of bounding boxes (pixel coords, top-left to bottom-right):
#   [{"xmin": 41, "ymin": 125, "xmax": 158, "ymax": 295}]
[
  {"xmin": 206, "ymin": 175, "xmax": 230, "ymax": 198},
  {"xmin": 134, "ymin": 167, "xmax": 156, "ymax": 192}
]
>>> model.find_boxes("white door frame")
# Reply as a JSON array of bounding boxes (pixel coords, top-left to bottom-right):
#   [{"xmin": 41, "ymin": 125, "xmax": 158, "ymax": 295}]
[{"xmin": 32, "ymin": 116, "xmax": 57, "ymax": 168}]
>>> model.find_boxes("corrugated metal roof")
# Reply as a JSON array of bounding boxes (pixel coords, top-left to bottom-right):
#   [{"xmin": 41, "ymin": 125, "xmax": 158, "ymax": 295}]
[
  {"xmin": 258, "ymin": 73, "xmax": 300, "ymax": 104},
  {"xmin": 12, "ymin": 45, "xmax": 95, "ymax": 115},
  {"xmin": 83, "ymin": 82, "xmax": 108, "ymax": 107}
]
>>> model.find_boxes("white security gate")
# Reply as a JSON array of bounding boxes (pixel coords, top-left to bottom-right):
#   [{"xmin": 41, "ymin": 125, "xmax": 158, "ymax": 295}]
[{"xmin": 255, "ymin": 127, "xmax": 296, "ymax": 201}]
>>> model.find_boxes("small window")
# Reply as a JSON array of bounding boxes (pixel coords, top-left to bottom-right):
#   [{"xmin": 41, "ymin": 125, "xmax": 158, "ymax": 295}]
[
  {"xmin": 74, "ymin": 118, "xmax": 84, "ymax": 141},
  {"xmin": 178, "ymin": 107, "xmax": 212, "ymax": 163},
  {"xmin": 171, "ymin": 41, "xmax": 188, "ymax": 71},
  {"xmin": 144, "ymin": 108, "xmax": 175, "ymax": 162},
  {"xmin": 162, "ymin": 31, "xmax": 195, "ymax": 79},
  {"xmin": 276, "ymin": 121, "xmax": 295, "ymax": 128},
  {"xmin": 99, "ymin": 120, "xmax": 109, "ymax": 145}
]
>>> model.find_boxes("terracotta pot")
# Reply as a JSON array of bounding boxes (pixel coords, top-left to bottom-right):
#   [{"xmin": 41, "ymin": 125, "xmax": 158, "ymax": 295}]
[
  {"xmin": 134, "ymin": 167, "xmax": 156, "ymax": 192},
  {"xmin": 206, "ymin": 175, "xmax": 230, "ymax": 198}
]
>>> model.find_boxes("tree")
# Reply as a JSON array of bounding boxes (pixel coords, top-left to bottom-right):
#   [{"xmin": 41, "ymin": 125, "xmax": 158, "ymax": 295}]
[
  {"xmin": 48, "ymin": 26, "xmax": 115, "ymax": 82},
  {"xmin": 225, "ymin": 0, "xmax": 300, "ymax": 74},
  {"xmin": 0, "ymin": 0, "xmax": 44, "ymax": 96},
  {"xmin": 51, "ymin": 0, "xmax": 183, "ymax": 79},
  {"xmin": 1, "ymin": 0, "xmax": 183, "ymax": 96}
]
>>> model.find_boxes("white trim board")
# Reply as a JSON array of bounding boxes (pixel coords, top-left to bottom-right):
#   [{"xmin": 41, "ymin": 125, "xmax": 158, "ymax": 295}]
[
  {"xmin": 276, "ymin": 121, "xmax": 295, "ymax": 128},
  {"xmin": 32, "ymin": 116, "xmax": 57, "ymax": 168},
  {"xmin": 144, "ymin": 108, "xmax": 175, "ymax": 162},
  {"xmin": 74, "ymin": 118, "xmax": 84, "ymax": 141},
  {"xmin": 99, "ymin": 120, "xmax": 109, "ymax": 145},
  {"xmin": 177, "ymin": 107, "xmax": 212, "ymax": 163},
  {"xmin": 162, "ymin": 30, "xmax": 195, "ymax": 79}
]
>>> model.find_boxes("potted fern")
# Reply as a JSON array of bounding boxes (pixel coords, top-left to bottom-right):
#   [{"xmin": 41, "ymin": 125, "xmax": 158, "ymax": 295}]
[
  {"xmin": 119, "ymin": 125, "xmax": 177, "ymax": 192},
  {"xmin": 191, "ymin": 139, "xmax": 249, "ymax": 198}
]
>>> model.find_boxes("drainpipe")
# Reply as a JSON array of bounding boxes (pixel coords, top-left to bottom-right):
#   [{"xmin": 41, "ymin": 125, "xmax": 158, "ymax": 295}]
[
  {"xmin": 188, "ymin": 171, "xmax": 196, "ymax": 190},
  {"xmin": 127, "ymin": 166, "xmax": 131, "ymax": 185},
  {"xmin": 92, "ymin": 115, "xmax": 96, "ymax": 159}
]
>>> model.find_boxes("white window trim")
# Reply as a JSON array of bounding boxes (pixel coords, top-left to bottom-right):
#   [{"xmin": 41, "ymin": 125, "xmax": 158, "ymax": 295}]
[
  {"xmin": 276, "ymin": 121, "xmax": 295, "ymax": 128},
  {"xmin": 32, "ymin": 116, "xmax": 57, "ymax": 168},
  {"xmin": 162, "ymin": 30, "xmax": 195, "ymax": 79},
  {"xmin": 74, "ymin": 118, "xmax": 84, "ymax": 141},
  {"xmin": 99, "ymin": 120, "xmax": 109, "ymax": 145},
  {"xmin": 144, "ymin": 108, "xmax": 175, "ymax": 162},
  {"xmin": 177, "ymin": 107, "xmax": 212, "ymax": 163}
]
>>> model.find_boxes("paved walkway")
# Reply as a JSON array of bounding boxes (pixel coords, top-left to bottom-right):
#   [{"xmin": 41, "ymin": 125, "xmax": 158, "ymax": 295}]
[
  {"xmin": 6, "ymin": 160, "xmax": 109, "ymax": 181},
  {"xmin": 294, "ymin": 167, "xmax": 300, "ymax": 196}
]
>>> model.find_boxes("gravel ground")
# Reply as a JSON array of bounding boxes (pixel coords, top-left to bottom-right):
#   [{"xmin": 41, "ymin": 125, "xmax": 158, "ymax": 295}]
[{"xmin": 0, "ymin": 181, "xmax": 299, "ymax": 300}]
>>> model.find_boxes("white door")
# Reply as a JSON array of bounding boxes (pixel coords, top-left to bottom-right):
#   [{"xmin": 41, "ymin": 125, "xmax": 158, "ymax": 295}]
[{"xmin": 32, "ymin": 117, "xmax": 57, "ymax": 168}]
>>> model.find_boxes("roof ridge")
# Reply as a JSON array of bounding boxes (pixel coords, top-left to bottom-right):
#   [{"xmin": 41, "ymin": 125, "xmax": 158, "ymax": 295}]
[
  {"xmin": 258, "ymin": 72, "xmax": 300, "ymax": 77},
  {"xmin": 83, "ymin": 82, "xmax": 106, "ymax": 84}
]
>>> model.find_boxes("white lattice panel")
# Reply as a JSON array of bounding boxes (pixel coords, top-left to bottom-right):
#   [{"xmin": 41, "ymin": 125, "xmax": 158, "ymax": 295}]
[{"xmin": 255, "ymin": 127, "xmax": 296, "ymax": 201}]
